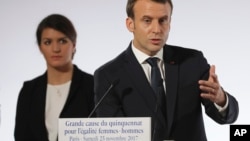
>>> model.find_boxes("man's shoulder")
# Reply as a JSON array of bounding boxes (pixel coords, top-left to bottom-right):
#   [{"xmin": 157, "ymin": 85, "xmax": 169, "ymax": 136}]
[
  {"xmin": 164, "ymin": 44, "xmax": 206, "ymax": 64},
  {"xmin": 95, "ymin": 50, "xmax": 127, "ymax": 72},
  {"xmin": 165, "ymin": 44, "xmax": 204, "ymax": 59},
  {"xmin": 166, "ymin": 44, "xmax": 202, "ymax": 53}
]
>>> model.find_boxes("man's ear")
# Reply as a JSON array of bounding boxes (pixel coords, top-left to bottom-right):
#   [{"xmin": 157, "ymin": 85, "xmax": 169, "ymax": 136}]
[{"xmin": 126, "ymin": 17, "xmax": 134, "ymax": 32}]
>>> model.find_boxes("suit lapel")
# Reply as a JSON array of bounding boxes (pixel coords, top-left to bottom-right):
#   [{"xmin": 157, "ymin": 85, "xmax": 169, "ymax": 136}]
[
  {"xmin": 163, "ymin": 45, "xmax": 179, "ymax": 136},
  {"xmin": 123, "ymin": 45, "xmax": 157, "ymax": 114}
]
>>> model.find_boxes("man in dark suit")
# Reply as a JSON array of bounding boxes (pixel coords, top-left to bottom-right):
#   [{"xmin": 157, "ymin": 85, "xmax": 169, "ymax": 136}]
[{"xmin": 94, "ymin": 0, "xmax": 239, "ymax": 140}]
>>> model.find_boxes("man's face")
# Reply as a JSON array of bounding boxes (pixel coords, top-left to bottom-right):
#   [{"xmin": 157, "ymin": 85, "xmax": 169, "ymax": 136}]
[{"xmin": 126, "ymin": 0, "xmax": 172, "ymax": 56}]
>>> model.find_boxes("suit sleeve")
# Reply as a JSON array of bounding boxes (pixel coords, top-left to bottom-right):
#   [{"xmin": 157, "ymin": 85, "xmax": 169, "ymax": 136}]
[
  {"xmin": 198, "ymin": 52, "xmax": 239, "ymax": 124},
  {"xmin": 203, "ymin": 90, "xmax": 239, "ymax": 124}
]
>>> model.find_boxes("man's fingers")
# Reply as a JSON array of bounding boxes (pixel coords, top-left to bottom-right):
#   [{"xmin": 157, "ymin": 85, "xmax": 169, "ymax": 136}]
[{"xmin": 208, "ymin": 65, "xmax": 216, "ymax": 82}]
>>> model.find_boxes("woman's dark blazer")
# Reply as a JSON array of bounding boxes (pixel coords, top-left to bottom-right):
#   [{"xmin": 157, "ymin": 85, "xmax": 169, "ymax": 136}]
[{"xmin": 14, "ymin": 65, "xmax": 94, "ymax": 141}]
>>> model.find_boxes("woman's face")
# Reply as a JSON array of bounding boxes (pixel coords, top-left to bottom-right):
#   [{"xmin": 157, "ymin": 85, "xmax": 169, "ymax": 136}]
[{"xmin": 39, "ymin": 28, "xmax": 75, "ymax": 70}]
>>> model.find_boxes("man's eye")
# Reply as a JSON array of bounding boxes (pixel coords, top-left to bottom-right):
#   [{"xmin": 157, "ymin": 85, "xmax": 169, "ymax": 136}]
[
  {"xmin": 143, "ymin": 19, "xmax": 151, "ymax": 23},
  {"xmin": 159, "ymin": 18, "xmax": 169, "ymax": 25}
]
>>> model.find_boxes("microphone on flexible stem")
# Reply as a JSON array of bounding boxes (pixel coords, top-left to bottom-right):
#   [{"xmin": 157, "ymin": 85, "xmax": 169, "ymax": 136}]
[{"xmin": 88, "ymin": 79, "xmax": 120, "ymax": 118}]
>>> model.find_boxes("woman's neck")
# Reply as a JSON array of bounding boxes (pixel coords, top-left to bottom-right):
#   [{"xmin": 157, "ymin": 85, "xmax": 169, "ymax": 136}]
[{"xmin": 47, "ymin": 64, "xmax": 74, "ymax": 85}]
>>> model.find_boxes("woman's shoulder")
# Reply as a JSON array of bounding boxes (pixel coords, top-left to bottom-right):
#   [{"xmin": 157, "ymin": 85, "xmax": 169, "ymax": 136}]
[
  {"xmin": 73, "ymin": 65, "xmax": 93, "ymax": 80},
  {"xmin": 23, "ymin": 72, "xmax": 47, "ymax": 86}
]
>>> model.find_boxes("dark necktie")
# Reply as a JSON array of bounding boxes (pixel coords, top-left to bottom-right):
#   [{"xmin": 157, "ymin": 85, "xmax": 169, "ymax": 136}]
[
  {"xmin": 146, "ymin": 57, "xmax": 166, "ymax": 115},
  {"xmin": 146, "ymin": 57, "xmax": 167, "ymax": 140}
]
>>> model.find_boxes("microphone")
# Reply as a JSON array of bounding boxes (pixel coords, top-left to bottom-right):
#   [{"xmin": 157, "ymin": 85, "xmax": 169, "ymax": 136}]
[{"xmin": 88, "ymin": 79, "xmax": 119, "ymax": 118}]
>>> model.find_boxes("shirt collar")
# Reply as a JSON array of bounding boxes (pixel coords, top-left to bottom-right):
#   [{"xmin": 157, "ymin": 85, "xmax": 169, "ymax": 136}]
[{"xmin": 131, "ymin": 41, "xmax": 163, "ymax": 64}]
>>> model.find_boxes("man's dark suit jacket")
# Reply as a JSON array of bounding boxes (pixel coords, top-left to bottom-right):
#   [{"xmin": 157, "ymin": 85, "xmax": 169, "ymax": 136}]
[
  {"xmin": 94, "ymin": 44, "xmax": 239, "ymax": 141},
  {"xmin": 14, "ymin": 65, "xmax": 95, "ymax": 141}
]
